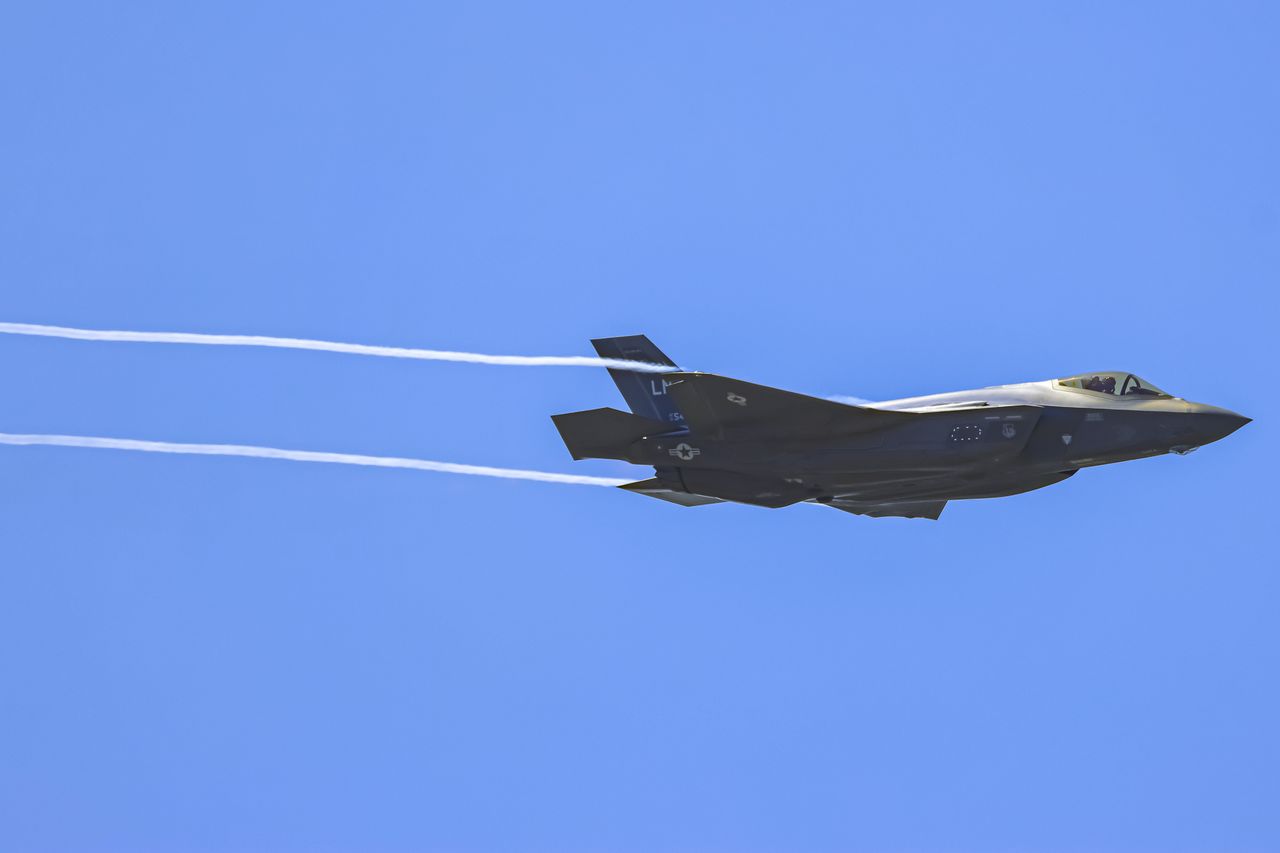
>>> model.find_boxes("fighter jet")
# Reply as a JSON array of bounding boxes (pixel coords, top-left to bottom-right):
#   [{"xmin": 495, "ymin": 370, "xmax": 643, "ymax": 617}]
[{"xmin": 551, "ymin": 335, "xmax": 1250, "ymax": 519}]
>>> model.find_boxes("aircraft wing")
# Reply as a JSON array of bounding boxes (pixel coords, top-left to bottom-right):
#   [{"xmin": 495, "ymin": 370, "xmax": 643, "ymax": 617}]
[{"xmin": 662, "ymin": 372, "xmax": 914, "ymax": 440}]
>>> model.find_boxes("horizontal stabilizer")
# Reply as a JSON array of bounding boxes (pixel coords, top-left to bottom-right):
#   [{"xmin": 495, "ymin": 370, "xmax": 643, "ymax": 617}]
[
  {"xmin": 825, "ymin": 499, "xmax": 947, "ymax": 520},
  {"xmin": 662, "ymin": 372, "xmax": 914, "ymax": 440},
  {"xmin": 619, "ymin": 478, "xmax": 726, "ymax": 506},
  {"xmin": 551, "ymin": 407, "xmax": 675, "ymax": 461}
]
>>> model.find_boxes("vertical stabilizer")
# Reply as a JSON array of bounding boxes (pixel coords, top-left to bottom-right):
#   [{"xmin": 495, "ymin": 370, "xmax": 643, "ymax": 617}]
[{"xmin": 591, "ymin": 335, "xmax": 686, "ymax": 428}]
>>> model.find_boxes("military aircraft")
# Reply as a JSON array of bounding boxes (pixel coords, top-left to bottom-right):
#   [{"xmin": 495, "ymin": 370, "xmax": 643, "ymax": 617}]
[{"xmin": 551, "ymin": 335, "xmax": 1250, "ymax": 519}]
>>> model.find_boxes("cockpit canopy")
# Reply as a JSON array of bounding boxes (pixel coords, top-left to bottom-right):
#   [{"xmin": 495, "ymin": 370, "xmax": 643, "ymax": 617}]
[{"xmin": 1056, "ymin": 372, "xmax": 1171, "ymax": 398}]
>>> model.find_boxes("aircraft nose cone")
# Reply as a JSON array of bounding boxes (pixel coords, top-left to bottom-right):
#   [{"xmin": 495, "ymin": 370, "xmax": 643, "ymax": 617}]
[
  {"xmin": 1193, "ymin": 407, "xmax": 1251, "ymax": 445},
  {"xmin": 1223, "ymin": 412, "xmax": 1252, "ymax": 436}
]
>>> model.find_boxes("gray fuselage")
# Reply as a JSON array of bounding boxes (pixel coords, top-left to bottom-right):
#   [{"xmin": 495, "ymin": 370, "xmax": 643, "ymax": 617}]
[
  {"xmin": 620, "ymin": 376, "xmax": 1249, "ymax": 509},
  {"xmin": 558, "ymin": 336, "xmax": 1250, "ymax": 518}
]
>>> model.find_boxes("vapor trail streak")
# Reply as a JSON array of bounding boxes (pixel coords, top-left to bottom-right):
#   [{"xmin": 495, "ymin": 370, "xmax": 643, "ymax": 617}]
[
  {"xmin": 0, "ymin": 322, "xmax": 675, "ymax": 373},
  {"xmin": 0, "ymin": 433, "xmax": 631, "ymax": 487}
]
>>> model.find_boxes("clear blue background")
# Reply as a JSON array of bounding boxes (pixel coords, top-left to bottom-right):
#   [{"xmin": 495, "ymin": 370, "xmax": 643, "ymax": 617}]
[{"xmin": 1, "ymin": 3, "xmax": 1276, "ymax": 851}]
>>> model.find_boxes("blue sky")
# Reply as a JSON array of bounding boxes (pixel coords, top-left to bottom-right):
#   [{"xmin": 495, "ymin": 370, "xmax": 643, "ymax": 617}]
[{"xmin": 1, "ymin": 3, "xmax": 1276, "ymax": 851}]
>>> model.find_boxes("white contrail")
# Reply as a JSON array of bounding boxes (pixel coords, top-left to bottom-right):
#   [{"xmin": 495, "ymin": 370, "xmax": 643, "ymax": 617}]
[
  {"xmin": 0, "ymin": 433, "xmax": 631, "ymax": 487},
  {"xmin": 0, "ymin": 322, "xmax": 675, "ymax": 373}
]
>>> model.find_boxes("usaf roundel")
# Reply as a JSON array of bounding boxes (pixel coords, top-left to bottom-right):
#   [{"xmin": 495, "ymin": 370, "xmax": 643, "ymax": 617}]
[{"xmin": 669, "ymin": 442, "xmax": 701, "ymax": 461}]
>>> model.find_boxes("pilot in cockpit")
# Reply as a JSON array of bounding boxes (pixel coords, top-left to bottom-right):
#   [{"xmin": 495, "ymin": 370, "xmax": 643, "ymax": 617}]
[{"xmin": 1083, "ymin": 375, "xmax": 1116, "ymax": 394}]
